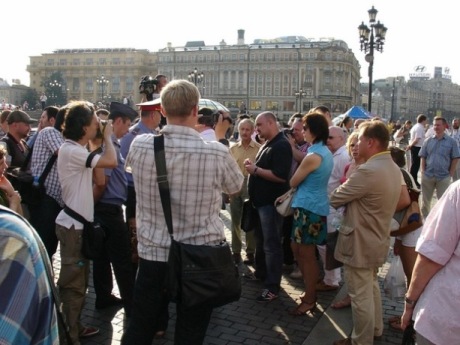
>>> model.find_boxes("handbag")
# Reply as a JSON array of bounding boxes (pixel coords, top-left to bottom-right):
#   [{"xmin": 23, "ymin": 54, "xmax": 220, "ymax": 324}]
[
  {"xmin": 275, "ymin": 188, "xmax": 295, "ymax": 217},
  {"xmin": 63, "ymin": 206, "xmax": 106, "ymax": 260},
  {"xmin": 241, "ymin": 199, "xmax": 258, "ymax": 233},
  {"xmin": 325, "ymin": 231, "xmax": 343, "ymax": 270},
  {"xmin": 153, "ymin": 134, "xmax": 241, "ymax": 311}
]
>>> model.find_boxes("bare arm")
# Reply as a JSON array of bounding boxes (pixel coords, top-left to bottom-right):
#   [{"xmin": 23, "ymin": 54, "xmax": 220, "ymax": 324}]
[
  {"xmin": 449, "ymin": 158, "xmax": 459, "ymax": 177},
  {"xmin": 401, "ymin": 254, "xmax": 443, "ymax": 329},
  {"xmin": 395, "ymin": 184, "xmax": 410, "ymax": 212},
  {"xmin": 93, "ymin": 169, "xmax": 108, "ymax": 203},
  {"xmin": 290, "ymin": 154, "xmax": 321, "ymax": 188}
]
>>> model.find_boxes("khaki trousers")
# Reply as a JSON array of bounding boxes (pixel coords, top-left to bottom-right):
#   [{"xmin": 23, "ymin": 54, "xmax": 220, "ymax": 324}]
[
  {"xmin": 56, "ymin": 224, "xmax": 89, "ymax": 345},
  {"xmin": 344, "ymin": 265, "xmax": 383, "ymax": 345}
]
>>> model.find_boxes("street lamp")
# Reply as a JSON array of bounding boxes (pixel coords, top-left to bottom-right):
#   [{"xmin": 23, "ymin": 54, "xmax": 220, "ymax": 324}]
[
  {"xmin": 96, "ymin": 74, "xmax": 109, "ymax": 101},
  {"xmin": 48, "ymin": 80, "xmax": 62, "ymax": 105},
  {"xmin": 358, "ymin": 6, "xmax": 387, "ymax": 113},
  {"xmin": 294, "ymin": 89, "xmax": 307, "ymax": 113},
  {"xmin": 188, "ymin": 68, "xmax": 204, "ymax": 86}
]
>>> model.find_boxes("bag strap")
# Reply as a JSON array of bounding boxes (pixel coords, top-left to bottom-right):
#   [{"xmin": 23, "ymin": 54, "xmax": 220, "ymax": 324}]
[
  {"xmin": 63, "ymin": 205, "xmax": 88, "ymax": 224},
  {"xmin": 37, "ymin": 154, "xmax": 58, "ymax": 185},
  {"xmin": 85, "ymin": 147, "xmax": 103, "ymax": 168},
  {"xmin": 0, "ymin": 206, "xmax": 74, "ymax": 344},
  {"xmin": 153, "ymin": 134, "xmax": 174, "ymax": 239}
]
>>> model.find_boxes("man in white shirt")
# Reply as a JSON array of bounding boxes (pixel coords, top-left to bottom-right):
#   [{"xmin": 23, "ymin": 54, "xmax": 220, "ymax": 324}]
[
  {"xmin": 316, "ymin": 126, "xmax": 350, "ymax": 291},
  {"xmin": 407, "ymin": 114, "xmax": 427, "ymax": 187}
]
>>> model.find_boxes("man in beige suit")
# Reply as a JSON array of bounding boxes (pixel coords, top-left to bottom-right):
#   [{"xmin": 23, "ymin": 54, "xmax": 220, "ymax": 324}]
[{"xmin": 330, "ymin": 121, "xmax": 401, "ymax": 345}]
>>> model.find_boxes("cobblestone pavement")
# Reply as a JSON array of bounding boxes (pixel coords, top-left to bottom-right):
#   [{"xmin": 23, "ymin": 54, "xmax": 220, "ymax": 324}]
[{"xmin": 52, "ymin": 208, "xmax": 406, "ymax": 345}]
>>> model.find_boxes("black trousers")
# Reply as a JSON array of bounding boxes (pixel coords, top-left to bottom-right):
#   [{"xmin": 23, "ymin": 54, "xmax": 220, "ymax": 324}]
[
  {"xmin": 93, "ymin": 203, "xmax": 134, "ymax": 314},
  {"xmin": 410, "ymin": 146, "xmax": 422, "ymax": 187},
  {"xmin": 28, "ymin": 194, "xmax": 61, "ymax": 260}
]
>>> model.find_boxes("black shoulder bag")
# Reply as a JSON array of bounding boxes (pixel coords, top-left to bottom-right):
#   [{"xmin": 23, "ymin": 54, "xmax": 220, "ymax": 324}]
[{"xmin": 153, "ymin": 134, "xmax": 241, "ymax": 311}]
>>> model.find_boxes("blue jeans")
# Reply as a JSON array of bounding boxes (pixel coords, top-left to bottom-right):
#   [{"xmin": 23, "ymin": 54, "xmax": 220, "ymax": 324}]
[
  {"xmin": 122, "ymin": 258, "xmax": 213, "ymax": 345},
  {"xmin": 254, "ymin": 204, "xmax": 284, "ymax": 293}
]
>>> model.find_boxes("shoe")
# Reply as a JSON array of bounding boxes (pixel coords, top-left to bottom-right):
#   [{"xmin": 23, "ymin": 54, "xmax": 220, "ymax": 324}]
[
  {"xmin": 243, "ymin": 253, "xmax": 255, "ymax": 265},
  {"xmin": 243, "ymin": 272, "xmax": 261, "ymax": 281},
  {"xmin": 289, "ymin": 297, "xmax": 317, "ymax": 316},
  {"xmin": 95, "ymin": 295, "xmax": 123, "ymax": 310},
  {"xmin": 233, "ymin": 253, "xmax": 242, "ymax": 264},
  {"xmin": 333, "ymin": 338, "xmax": 352, "ymax": 345},
  {"xmin": 79, "ymin": 326, "xmax": 99, "ymax": 338},
  {"xmin": 154, "ymin": 330, "xmax": 166, "ymax": 339},
  {"xmin": 331, "ymin": 295, "xmax": 351, "ymax": 309},
  {"xmin": 316, "ymin": 281, "xmax": 339, "ymax": 291},
  {"xmin": 256, "ymin": 289, "xmax": 279, "ymax": 302},
  {"xmin": 289, "ymin": 267, "xmax": 302, "ymax": 279}
]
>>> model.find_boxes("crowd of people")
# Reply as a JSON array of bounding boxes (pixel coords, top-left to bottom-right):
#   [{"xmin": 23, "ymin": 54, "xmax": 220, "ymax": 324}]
[{"xmin": 0, "ymin": 79, "xmax": 459, "ymax": 345}]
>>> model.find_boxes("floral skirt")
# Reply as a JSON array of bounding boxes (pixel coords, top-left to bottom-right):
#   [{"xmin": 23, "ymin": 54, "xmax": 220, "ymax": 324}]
[{"xmin": 291, "ymin": 207, "xmax": 327, "ymax": 245}]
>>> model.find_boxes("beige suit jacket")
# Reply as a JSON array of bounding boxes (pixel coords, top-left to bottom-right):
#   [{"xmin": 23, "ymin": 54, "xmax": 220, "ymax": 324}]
[{"xmin": 330, "ymin": 152, "xmax": 401, "ymax": 268}]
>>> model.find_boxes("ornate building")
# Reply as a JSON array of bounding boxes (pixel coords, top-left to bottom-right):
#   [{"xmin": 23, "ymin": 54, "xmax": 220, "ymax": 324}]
[{"xmin": 156, "ymin": 30, "xmax": 361, "ymax": 120}]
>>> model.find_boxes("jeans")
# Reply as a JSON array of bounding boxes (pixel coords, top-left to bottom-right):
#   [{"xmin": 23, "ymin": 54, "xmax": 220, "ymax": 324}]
[
  {"xmin": 254, "ymin": 204, "xmax": 284, "ymax": 293},
  {"xmin": 29, "ymin": 194, "xmax": 62, "ymax": 260},
  {"xmin": 122, "ymin": 259, "xmax": 213, "ymax": 345},
  {"xmin": 93, "ymin": 203, "xmax": 134, "ymax": 314}
]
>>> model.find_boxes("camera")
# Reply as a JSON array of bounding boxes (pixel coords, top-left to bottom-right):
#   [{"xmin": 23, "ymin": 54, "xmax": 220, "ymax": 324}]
[
  {"xmin": 139, "ymin": 75, "xmax": 159, "ymax": 100},
  {"xmin": 198, "ymin": 108, "xmax": 233, "ymax": 127},
  {"xmin": 283, "ymin": 128, "xmax": 293, "ymax": 137},
  {"xmin": 96, "ymin": 120, "xmax": 108, "ymax": 139}
]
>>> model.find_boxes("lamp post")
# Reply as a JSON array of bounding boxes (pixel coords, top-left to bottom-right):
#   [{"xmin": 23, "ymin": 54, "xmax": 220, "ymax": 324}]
[
  {"xmin": 48, "ymin": 80, "xmax": 62, "ymax": 105},
  {"xmin": 358, "ymin": 6, "xmax": 387, "ymax": 113},
  {"xmin": 188, "ymin": 68, "xmax": 204, "ymax": 86},
  {"xmin": 294, "ymin": 89, "xmax": 307, "ymax": 113},
  {"xmin": 96, "ymin": 74, "xmax": 109, "ymax": 101}
]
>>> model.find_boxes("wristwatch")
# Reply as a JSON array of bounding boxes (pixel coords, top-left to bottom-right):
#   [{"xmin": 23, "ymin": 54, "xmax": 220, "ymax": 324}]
[{"xmin": 405, "ymin": 295, "xmax": 416, "ymax": 306}]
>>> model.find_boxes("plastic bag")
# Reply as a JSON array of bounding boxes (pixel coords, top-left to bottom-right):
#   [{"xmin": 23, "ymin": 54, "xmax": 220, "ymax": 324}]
[{"xmin": 383, "ymin": 256, "xmax": 406, "ymax": 302}]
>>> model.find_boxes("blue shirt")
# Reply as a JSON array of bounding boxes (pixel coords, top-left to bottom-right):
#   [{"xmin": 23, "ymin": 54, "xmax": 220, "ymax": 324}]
[
  {"xmin": 419, "ymin": 133, "xmax": 460, "ymax": 179},
  {"xmin": 0, "ymin": 206, "xmax": 59, "ymax": 345},
  {"xmin": 120, "ymin": 121, "xmax": 155, "ymax": 187},
  {"xmin": 292, "ymin": 142, "xmax": 333, "ymax": 216},
  {"xmin": 99, "ymin": 134, "xmax": 128, "ymax": 205}
]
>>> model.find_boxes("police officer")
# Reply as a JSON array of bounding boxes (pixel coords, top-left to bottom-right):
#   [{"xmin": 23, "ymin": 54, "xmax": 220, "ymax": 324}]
[
  {"xmin": 93, "ymin": 102, "xmax": 138, "ymax": 316},
  {"xmin": 120, "ymin": 99, "xmax": 163, "ymax": 264}
]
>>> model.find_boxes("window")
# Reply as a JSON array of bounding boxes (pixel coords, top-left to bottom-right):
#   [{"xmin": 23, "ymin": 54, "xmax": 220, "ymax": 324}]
[
  {"xmin": 59, "ymin": 59, "xmax": 67, "ymax": 66},
  {"xmin": 72, "ymin": 78, "xmax": 80, "ymax": 92},
  {"xmin": 86, "ymin": 78, "xmax": 93, "ymax": 92},
  {"xmin": 99, "ymin": 58, "xmax": 106, "ymax": 65},
  {"xmin": 126, "ymin": 77, "xmax": 134, "ymax": 92},
  {"xmin": 86, "ymin": 58, "xmax": 93, "ymax": 66},
  {"xmin": 73, "ymin": 59, "xmax": 80, "ymax": 66},
  {"xmin": 47, "ymin": 59, "xmax": 54, "ymax": 66},
  {"xmin": 112, "ymin": 58, "xmax": 120, "ymax": 65}
]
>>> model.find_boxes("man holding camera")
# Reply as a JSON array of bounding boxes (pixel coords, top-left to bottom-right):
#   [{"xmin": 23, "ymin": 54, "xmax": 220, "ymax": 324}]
[
  {"xmin": 54, "ymin": 101, "xmax": 117, "ymax": 344},
  {"xmin": 92, "ymin": 102, "xmax": 138, "ymax": 317},
  {"xmin": 195, "ymin": 107, "xmax": 233, "ymax": 145}
]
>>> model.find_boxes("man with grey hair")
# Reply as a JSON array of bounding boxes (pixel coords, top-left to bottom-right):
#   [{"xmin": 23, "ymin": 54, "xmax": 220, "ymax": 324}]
[
  {"xmin": 316, "ymin": 126, "xmax": 350, "ymax": 291},
  {"xmin": 229, "ymin": 118, "xmax": 260, "ymax": 264}
]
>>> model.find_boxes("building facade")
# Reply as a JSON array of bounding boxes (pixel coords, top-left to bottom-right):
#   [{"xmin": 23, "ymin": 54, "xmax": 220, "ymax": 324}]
[{"xmin": 27, "ymin": 48, "xmax": 157, "ymax": 105}]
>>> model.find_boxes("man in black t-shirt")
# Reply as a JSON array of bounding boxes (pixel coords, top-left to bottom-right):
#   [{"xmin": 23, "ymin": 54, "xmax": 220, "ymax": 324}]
[{"xmin": 245, "ymin": 112, "xmax": 292, "ymax": 302}]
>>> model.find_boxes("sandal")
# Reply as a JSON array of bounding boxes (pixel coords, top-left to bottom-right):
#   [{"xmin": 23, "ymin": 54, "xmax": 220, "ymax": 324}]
[
  {"xmin": 331, "ymin": 296, "xmax": 351, "ymax": 309},
  {"xmin": 389, "ymin": 320, "xmax": 404, "ymax": 332},
  {"xmin": 289, "ymin": 297, "xmax": 317, "ymax": 316}
]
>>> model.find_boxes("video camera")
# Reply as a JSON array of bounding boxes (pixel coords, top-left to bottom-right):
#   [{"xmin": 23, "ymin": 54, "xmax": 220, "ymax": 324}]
[
  {"xmin": 139, "ymin": 75, "xmax": 159, "ymax": 101},
  {"xmin": 198, "ymin": 108, "xmax": 233, "ymax": 128}
]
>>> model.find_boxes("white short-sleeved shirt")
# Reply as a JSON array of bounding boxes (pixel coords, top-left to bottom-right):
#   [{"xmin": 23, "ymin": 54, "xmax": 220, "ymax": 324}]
[
  {"xmin": 409, "ymin": 123, "xmax": 426, "ymax": 148},
  {"xmin": 55, "ymin": 140, "xmax": 100, "ymax": 229},
  {"xmin": 412, "ymin": 180, "xmax": 460, "ymax": 344}
]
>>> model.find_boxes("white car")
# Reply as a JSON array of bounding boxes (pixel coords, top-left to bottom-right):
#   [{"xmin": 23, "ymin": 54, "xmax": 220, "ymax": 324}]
[{"xmin": 198, "ymin": 99, "xmax": 230, "ymax": 113}]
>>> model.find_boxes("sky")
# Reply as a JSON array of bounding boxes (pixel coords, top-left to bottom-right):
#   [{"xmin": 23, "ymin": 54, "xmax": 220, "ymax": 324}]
[{"xmin": 1, "ymin": 0, "xmax": 457, "ymax": 86}]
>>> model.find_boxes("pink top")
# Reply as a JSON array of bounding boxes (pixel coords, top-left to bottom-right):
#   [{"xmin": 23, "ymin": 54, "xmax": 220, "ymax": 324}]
[{"xmin": 413, "ymin": 180, "xmax": 460, "ymax": 344}]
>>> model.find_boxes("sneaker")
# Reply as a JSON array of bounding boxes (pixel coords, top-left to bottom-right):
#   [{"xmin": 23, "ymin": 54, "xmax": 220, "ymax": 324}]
[
  {"xmin": 289, "ymin": 267, "xmax": 302, "ymax": 279},
  {"xmin": 315, "ymin": 281, "xmax": 339, "ymax": 291},
  {"xmin": 256, "ymin": 289, "xmax": 279, "ymax": 302},
  {"xmin": 243, "ymin": 253, "xmax": 255, "ymax": 265},
  {"xmin": 79, "ymin": 326, "xmax": 99, "ymax": 338}
]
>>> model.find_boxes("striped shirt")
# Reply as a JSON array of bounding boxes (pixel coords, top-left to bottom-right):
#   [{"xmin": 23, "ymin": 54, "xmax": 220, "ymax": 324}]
[
  {"xmin": 126, "ymin": 125, "xmax": 244, "ymax": 262},
  {"xmin": 0, "ymin": 207, "xmax": 59, "ymax": 345}
]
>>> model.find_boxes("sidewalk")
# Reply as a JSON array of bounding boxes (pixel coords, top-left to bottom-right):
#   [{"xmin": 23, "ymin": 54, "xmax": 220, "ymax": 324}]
[{"xmin": 52, "ymin": 208, "xmax": 406, "ymax": 345}]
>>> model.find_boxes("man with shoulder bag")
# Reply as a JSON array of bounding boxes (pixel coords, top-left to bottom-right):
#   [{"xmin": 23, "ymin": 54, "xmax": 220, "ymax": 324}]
[
  {"xmin": 54, "ymin": 101, "xmax": 117, "ymax": 345},
  {"xmin": 122, "ymin": 80, "xmax": 243, "ymax": 345}
]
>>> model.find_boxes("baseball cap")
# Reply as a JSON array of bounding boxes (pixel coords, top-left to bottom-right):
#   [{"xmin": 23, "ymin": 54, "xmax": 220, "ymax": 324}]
[
  {"xmin": 109, "ymin": 102, "xmax": 138, "ymax": 122},
  {"xmin": 6, "ymin": 110, "xmax": 37, "ymax": 125},
  {"xmin": 136, "ymin": 98, "xmax": 162, "ymax": 112}
]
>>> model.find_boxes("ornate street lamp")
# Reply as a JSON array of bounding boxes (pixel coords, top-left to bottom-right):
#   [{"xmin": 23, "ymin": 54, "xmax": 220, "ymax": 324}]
[
  {"xmin": 96, "ymin": 74, "xmax": 109, "ymax": 101},
  {"xmin": 358, "ymin": 6, "xmax": 387, "ymax": 113},
  {"xmin": 188, "ymin": 68, "xmax": 204, "ymax": 86},
  {"xmin": 48, "ymin": 80, "xmax": 62, "ymax": 104},
  {"xmin": 294, "ymin": 89, "xmax": 307, "ymax": 113}
]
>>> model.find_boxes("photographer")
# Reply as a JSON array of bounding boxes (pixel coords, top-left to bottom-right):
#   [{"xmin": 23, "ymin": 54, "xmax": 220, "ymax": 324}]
[
  {"xmin": 195, "ymin": 107, "xmax": 233, "ymax": 145},
  {"xmin": 138, "ymin": 74, "xmax": 168, "ymax": 102}
]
